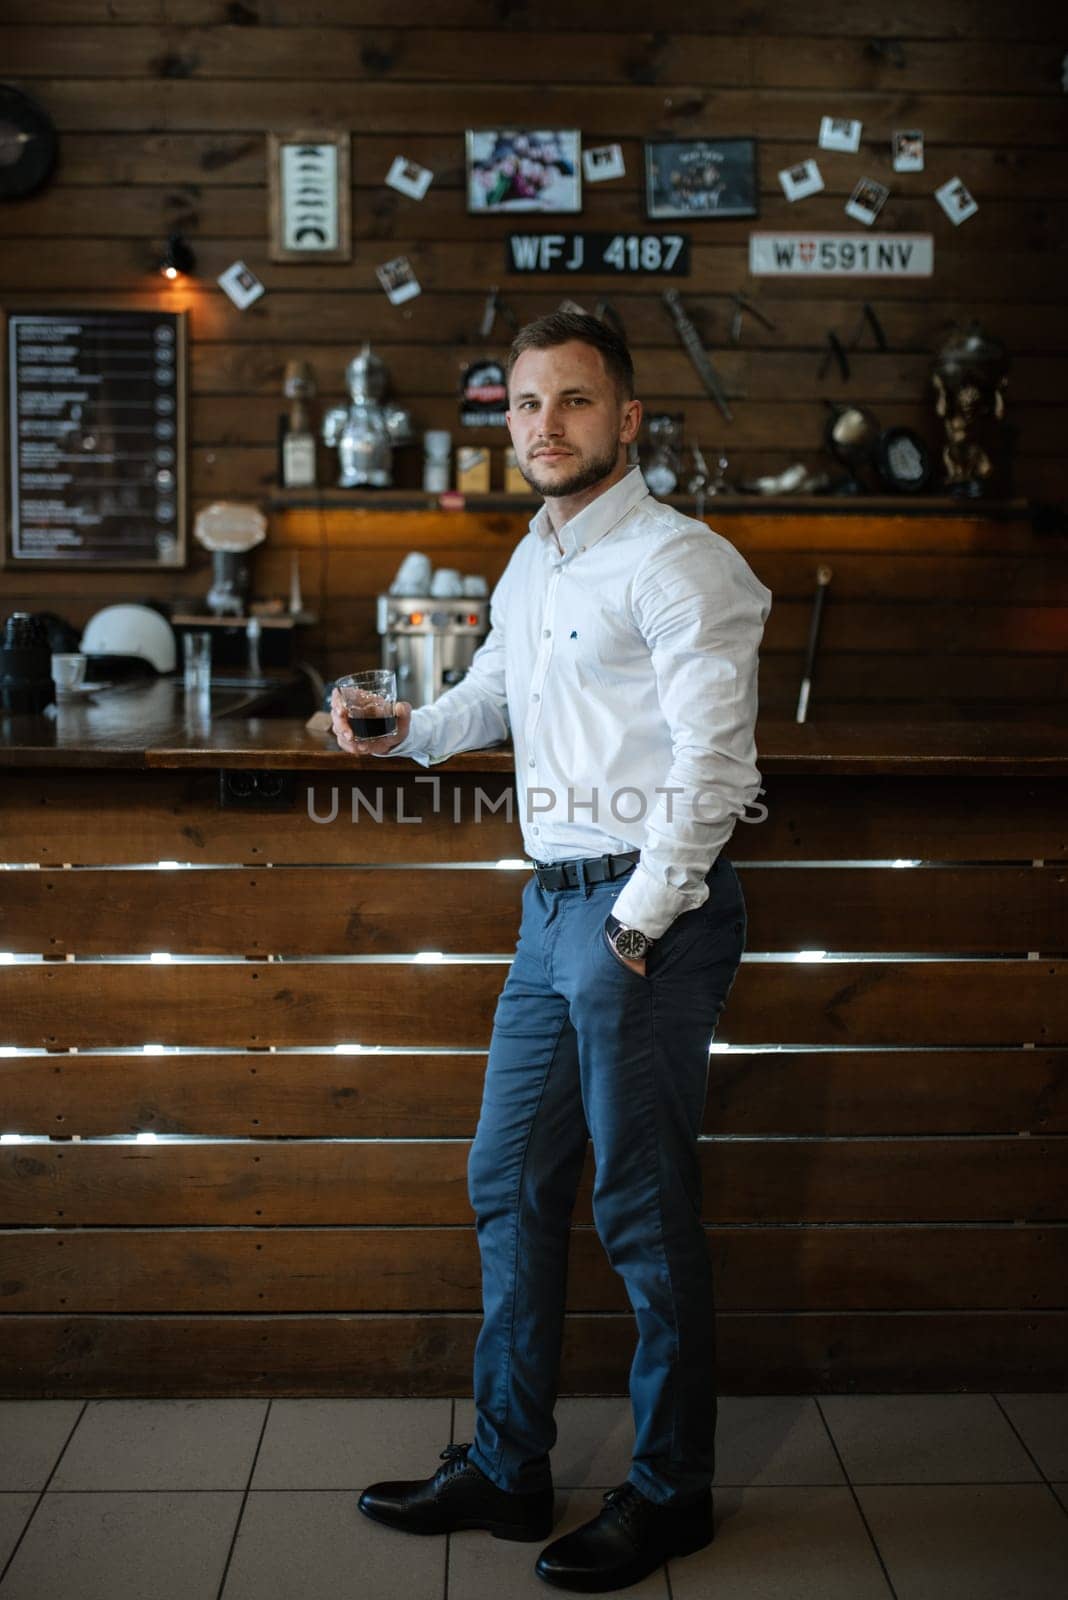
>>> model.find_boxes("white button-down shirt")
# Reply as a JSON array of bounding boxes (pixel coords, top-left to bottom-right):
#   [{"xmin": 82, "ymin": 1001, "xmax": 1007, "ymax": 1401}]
[{"xmin": 388, "ymin": 465, "xmax": 772, "ymax": 939}]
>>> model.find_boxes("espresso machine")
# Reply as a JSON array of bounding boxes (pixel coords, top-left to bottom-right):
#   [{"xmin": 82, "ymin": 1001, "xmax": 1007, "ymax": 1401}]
[
  {"xmin": 377, "ymin": 552, "xmax": 489, "ymax": 708},
  {"xmin": 377, "ymin": 595, "xmax": 489, "ymax": 709}
]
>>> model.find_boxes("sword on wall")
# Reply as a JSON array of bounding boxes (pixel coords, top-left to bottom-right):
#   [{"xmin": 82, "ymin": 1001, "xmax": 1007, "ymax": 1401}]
[{"xmin": 661, "ymin": 289, "xmax": 734, "ymax": 423}]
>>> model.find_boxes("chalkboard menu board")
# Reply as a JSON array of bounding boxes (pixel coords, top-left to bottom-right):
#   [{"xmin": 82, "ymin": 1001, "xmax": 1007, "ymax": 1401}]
[{"xmin": 2, "ymin": 308, "xmax": 187, "ymax": 568}]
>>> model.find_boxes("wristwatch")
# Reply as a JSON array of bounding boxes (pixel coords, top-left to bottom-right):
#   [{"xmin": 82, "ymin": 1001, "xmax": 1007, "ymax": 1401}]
[{"xmin": 605, "ymin": 914, "xmax": 655, "ymax": 962}]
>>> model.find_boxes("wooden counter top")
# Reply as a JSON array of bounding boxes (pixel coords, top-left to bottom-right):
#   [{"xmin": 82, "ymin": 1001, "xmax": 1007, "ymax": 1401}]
[
  {"xmin": 2, "ymin": 677, "xmax": 1067, "ymax": 774},
  {"xmin": 0, "ymin": 675, "xmax": 302, "ymax": 770}
]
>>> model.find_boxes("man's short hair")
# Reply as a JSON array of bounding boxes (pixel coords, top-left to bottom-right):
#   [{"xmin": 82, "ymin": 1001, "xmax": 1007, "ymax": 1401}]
[{"xmin": 506, "ymin": 311, "xmax": 635, "ymax": 401}]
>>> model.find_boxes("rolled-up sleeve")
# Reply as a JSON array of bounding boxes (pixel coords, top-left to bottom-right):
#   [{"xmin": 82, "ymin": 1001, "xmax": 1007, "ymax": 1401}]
[{"xmin": 611, "ymin": 537, "xmax": 772, "ymax": 938}]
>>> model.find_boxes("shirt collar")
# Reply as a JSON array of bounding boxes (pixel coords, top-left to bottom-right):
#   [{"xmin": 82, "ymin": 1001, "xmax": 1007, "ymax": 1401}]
[{"xmin": 530, "ymin": 464, "xmax": 650, "ymax": 560}]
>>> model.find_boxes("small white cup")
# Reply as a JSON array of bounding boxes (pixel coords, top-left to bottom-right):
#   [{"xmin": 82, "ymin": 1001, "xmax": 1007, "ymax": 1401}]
[
  {"xmin": 51, "ymin": 653, "xmax": 87, "ymax": 700},
  {"xmin": 389, "ymin": 551, "xmax": 433, "ymax": 596},
  {"xmin": 430, "ymin": 567, "xmax": 463, "ymax": 598}
]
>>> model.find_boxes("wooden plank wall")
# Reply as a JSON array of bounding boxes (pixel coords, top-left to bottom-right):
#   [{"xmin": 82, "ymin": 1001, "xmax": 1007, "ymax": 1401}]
[
  {"xmin": 270, "ymin": 504, "xmax": 1068, "ymax": 717},
  {"xmin": 1, "ymin": 765, "xmax": 1066, "ymax": 1396},
  {"xmin": 2, "ymin": 1, "xmax": 1067, "ymax": 712}
]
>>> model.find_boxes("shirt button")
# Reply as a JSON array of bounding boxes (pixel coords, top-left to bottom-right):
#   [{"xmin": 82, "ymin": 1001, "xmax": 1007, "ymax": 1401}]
[
  {"xmin": 543, "ymin": 628, "xmax": 551, "ymax": 638},
  {"xmin": 528, "ymin": 758, "xmax": 536, "ymax": 768},
  {"xmin": 531, "ymin": 693, "xmax": 540, "ymax": 702},
  {"xmin": 532, "ymin": 826, "xmax": 540, "ymax": 835}
]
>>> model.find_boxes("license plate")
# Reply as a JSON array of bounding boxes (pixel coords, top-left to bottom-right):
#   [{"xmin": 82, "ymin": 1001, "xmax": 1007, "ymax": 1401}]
[{"xmin": 749, "ymin": 233, "xmax": 933, "ymax": 277}]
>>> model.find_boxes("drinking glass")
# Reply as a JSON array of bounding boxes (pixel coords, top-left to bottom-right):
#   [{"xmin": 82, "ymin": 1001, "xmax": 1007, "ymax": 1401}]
[
  {"xmin": 336, "ymin": 669, "xmax": 398, "ymax": 739},
  {"xmin": 182, "ymin": 631, "xmax": 212, "ymax": 692}
]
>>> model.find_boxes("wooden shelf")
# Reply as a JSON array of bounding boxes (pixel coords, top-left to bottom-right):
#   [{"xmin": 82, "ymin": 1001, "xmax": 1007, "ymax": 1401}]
[
  {"xmin": 268, "ymin": 488, "xmax": 539, "ymax": 512},
  {"xmin": 171, "ymin": 613, "xmax": 319, "ymax": 629},
  {"xmin": 268, "ymin": 487, "xmax": 1033, "ymax": 519}
]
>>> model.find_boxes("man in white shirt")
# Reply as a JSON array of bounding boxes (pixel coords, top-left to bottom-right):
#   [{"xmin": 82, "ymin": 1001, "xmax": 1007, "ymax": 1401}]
[{"xmin": 334, "ymin": 312, "xmax": 772, "ymax": 1593}]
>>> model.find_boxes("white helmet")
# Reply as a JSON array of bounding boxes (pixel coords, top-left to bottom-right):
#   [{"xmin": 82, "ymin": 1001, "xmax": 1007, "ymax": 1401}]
[{"xmin": 80, "ymin": 604, "xmax": 176, "ymax": 673}]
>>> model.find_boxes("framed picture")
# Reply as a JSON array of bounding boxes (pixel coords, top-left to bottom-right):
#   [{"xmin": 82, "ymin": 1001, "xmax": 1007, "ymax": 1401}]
[
  {"xmin": 267, "ymin": 130, "xmax": 351, "ymax": 262},
  {"xmin": 644, "ymin": 138, "xmax": 758, "ymax": 219},
  {"xmin": 466, "ymin": 129, "xmax": 582, "ymax": 214}
]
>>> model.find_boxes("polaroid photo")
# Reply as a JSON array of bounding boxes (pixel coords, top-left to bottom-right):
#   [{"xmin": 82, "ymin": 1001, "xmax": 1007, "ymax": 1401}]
[
  {"xmin": 845, "ymin": 177, "xmax": 889, "ymax": 226},
  {"xmin": 819, "ymin": 116, "xmax": 862, "ymax": 153},
  {"xmin": 779, "ymin": 159, "xmax": 824, "ymax": 202},
  {"xmin": 217, "ymin": 260, "xmax": 265, "ymax": 310},
  {"xmin": 385, "ymin": 155, "xmax": 434, "ymax": 201},
  {"xmin": 892, "ymin": 130, "xmax": 925, "ymax": 173},
  {"xmin": 376, "ymin": 253, "xmax": 422, "ymax": 304},
  {"xmin": 935, "ymin": 176, "xmax": 979, "ymax": 226},
  {"xmin": 583, "ymin": 143, "xmax": 626, "ymax": 183}
]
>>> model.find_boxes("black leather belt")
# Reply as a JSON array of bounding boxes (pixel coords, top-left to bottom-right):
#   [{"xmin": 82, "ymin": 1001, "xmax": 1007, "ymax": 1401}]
[{"xmin": 532, "ymin": 850, "xmax": 640, "ymax": 891}]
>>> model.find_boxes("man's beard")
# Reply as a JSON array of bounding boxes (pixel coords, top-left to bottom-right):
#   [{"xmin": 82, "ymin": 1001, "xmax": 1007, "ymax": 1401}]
[{"xmin": 520, "ymin": 442, "xmax": 620, "ymax": 499}]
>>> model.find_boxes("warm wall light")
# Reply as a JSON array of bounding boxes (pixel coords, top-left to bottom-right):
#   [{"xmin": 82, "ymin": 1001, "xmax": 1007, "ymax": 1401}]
[{"xmin": 158, "ymin": 232, "xmax": 196, "ymax": 280}]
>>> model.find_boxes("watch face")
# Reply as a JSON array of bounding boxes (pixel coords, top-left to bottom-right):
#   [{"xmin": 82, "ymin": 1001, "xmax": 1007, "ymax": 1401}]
[{"xmin": 615, "ymin": 926, "xmax": 651, "ymax": 959}]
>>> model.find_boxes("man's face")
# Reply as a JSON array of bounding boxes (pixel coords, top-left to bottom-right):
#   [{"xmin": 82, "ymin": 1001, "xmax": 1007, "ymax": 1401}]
[{"xmin": 506, "ymin": 340, "xmax": 641, "ymax": 499}]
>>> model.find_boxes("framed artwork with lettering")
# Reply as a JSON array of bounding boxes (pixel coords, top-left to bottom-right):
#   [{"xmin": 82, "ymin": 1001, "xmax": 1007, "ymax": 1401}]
[
  {"xmin": 267, "ymin": 130, "xmax": 351, "ymax": 262},
  {"xmin": 644, "ymin": 138, "xmax": 758, "ymax": 220}
]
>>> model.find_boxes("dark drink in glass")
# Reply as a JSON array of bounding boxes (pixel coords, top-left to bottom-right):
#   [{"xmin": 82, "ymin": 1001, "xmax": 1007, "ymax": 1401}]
[
  {"xmin": 336, "ymin": 668, "xmax": 398, "ymax": 743},
  {"xmin": 350, "ymin": 712, "xmax": 397, "ymax": 739}
]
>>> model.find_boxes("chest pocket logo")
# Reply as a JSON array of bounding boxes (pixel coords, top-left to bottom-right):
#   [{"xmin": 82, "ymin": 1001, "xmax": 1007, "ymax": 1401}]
[{"xmin": 561, "ymin": 607, "xmax": 636, "ymax": 688}]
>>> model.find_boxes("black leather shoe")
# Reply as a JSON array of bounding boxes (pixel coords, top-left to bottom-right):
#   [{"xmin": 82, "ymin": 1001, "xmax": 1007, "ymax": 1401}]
[
  {"xmin": 535, "ymin": 1481, "xmax": 714, "ymax": 1592},
  {"xmin": 358, "ymin": 1442, "xmax": 554, "ymax": 1541}
]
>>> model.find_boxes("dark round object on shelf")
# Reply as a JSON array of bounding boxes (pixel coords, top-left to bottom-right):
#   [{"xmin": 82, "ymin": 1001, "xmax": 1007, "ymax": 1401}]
[{"xmin": 0, "ymin": 84, "xmax": 58, "ymax": 198}]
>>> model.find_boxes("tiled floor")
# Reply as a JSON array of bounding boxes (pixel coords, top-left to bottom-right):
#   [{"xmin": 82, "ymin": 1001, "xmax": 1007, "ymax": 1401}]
[{"xmin": 1, "ymin": 1393, "xmax": 1067, "ymax": 1598}]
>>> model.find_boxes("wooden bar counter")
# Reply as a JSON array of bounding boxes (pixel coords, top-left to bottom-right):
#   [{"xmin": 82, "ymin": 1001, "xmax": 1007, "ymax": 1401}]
[{"xmin": 1, "ymin": 682, "xmax": 1066, "ymax": 1397}]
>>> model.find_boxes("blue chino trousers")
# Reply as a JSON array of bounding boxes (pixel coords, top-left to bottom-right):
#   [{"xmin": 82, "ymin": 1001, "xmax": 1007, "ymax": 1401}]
[{"xmin": 466, "ymin": 854, "xmax": 746, "ymax": 1506}]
